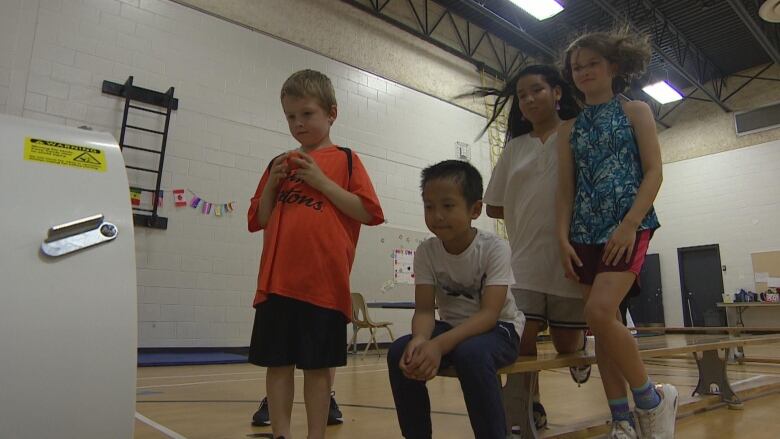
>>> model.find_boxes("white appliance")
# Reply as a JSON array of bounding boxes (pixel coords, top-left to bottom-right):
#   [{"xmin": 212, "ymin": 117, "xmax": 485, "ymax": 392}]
[{"xmin": 0, "ymin": 114, "xmax": 137, "ymax": 438}]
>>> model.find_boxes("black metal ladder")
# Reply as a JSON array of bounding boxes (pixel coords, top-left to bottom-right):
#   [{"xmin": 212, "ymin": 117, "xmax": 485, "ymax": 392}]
[{"xmin": 103, "ymin": 76, "xmax": 178, "ymax": 229}]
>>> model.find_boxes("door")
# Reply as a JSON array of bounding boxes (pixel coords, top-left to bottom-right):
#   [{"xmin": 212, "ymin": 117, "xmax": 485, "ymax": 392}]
[
  {"xmin": 628, "ymin": 254, "xmax": 665, "ymax": 326},
  {"xmin": 678, "ymin": 245, "xmax": 726, "ymax": 327}
]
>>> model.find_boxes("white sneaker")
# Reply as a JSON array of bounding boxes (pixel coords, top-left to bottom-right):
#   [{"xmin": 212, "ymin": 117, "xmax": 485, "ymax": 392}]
[
  {"xmin": 635, "ymin": 383, "xmax": 678, "ymax": 439},
  {"xmin": 609, "ymin": 420, "xmax": 639, "ymax": 439}
]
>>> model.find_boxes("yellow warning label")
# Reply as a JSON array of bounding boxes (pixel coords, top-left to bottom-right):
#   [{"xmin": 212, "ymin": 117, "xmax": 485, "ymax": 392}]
[{"xmin": 24, "ymin": 137, "xmax": 107, "ymax": 172}]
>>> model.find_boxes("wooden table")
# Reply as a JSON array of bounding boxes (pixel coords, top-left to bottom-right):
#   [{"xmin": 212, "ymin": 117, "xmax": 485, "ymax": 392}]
[{"xmin": 717, "ymin": 302, "xmax": 780, "ymax": 327}]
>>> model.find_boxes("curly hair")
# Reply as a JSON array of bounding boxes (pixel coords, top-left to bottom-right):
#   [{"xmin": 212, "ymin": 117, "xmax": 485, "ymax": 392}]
[
  {"xmin": 470, "ymin": 64, "xmax": 581, "ymax": 142},
  {"xmin": 562, "ymin": 27, "xmax": 652, "ymax": 96}
]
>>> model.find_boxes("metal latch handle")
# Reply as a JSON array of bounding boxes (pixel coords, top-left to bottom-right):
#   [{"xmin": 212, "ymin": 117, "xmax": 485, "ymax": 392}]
[{"xmin": 41, "ymin": 214, "xmax": 118, "ymax": 257}]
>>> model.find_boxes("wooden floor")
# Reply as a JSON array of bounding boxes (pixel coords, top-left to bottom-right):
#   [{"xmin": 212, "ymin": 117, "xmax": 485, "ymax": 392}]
[{"xmin": 134, "ymin": 344, "xmax": 780, "ymax": 439}]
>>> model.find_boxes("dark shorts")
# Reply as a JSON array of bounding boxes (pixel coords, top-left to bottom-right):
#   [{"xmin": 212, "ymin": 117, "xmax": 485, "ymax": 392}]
[
  {"xmin": 572, "ymin": 229, "xmax": 653, "ymax": 293},
  {"xmin": 248, "ymin": 294, "xmax": 348, "ymax": 369}
]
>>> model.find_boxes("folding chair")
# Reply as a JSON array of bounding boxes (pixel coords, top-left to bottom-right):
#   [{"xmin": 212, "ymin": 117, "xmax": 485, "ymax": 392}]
[{"xmin": 347, "ymin": 292, "xmax": 395, "ymax": 356}]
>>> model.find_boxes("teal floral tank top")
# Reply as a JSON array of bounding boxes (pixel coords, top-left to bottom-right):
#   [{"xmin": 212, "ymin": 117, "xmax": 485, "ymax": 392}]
[{"xmin": 569, "ymin": 98, "xmax": 660, "ymax": 244}]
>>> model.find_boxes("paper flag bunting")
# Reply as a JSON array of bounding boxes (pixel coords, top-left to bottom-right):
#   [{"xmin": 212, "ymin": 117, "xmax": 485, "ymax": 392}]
[
  {"xmin": 130, "ymin": 188, "xmax": 141, "ymax": 206},
  {"xmin": 174, "ymin": 189, "xmax": 186, "ymax": 207},
  {"xmin": 147, "ymin": 189, "xmax": 236, "ymax": 217}
]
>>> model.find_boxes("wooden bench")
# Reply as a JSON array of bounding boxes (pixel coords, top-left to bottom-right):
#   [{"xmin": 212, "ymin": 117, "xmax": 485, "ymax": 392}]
[{"xmin": 440, "ymin": 330, "xmax": 780, "ymax": 438}]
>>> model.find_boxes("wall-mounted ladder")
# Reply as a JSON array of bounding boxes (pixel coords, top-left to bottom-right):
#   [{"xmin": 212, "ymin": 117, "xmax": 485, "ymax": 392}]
[{"xmin": 102, "ymin": 76, "xmax": 178, "ymax": 230}]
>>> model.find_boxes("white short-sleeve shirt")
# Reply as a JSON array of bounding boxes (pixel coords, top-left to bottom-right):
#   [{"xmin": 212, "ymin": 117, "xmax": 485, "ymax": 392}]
[
  {"xmin": 414, "ymin": 229, "xmax": 525, "ymax": 335},
  {"xmin": 483, "ymin": 133, "xmax": 581, "ymax": 298}
]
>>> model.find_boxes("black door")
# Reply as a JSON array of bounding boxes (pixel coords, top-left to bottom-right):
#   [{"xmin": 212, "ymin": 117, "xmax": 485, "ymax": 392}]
[
  {"xmin": 679, "ymin": 245, "xmax": 726, "ymax": 327},
  {"xmin": 628, "ymin": 254, "xmax": 664, "ymax": 326}
]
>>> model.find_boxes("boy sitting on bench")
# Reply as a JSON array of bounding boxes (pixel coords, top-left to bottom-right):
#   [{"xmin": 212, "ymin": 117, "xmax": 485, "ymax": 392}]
[{"xmin": 387, "ymin": 160, "xmax": 525, "ymax": 439}]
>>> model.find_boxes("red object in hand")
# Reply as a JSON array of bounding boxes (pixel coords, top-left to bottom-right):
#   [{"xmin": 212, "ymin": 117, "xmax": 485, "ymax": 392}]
[{"xmin": 286, "ymin": 151, "xmax": 302, "ymax": 170}]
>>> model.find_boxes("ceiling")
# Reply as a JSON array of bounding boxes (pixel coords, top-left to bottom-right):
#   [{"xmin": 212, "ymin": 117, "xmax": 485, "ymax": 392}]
[{"xmin": 345, "ymin": 0, "xmax": 780, "ymax": 125}]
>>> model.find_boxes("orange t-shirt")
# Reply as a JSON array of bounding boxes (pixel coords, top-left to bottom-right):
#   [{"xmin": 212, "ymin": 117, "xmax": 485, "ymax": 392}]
[{"xmin": 247, "ymin": 146, "xmax": 384, "ymax": 319}]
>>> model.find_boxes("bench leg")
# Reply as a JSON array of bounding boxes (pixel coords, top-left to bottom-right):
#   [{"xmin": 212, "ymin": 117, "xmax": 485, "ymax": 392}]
[
  {"xmin": 692, "ymin": 349, "xmax": 743, "ymax": 409},
  {"xmin": 501, "ymin": 372, "xmax": 539, "ymax": 438}
]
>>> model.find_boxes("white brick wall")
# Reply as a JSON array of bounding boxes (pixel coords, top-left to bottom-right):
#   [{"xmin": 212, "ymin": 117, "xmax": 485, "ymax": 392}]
[
  {"xmin": 4, "ymin": 0, "xmax": 491, "ymax": 346},
  {"xmin": 650, "ymin": 139, "xmax": 780, "ymax": 326}
]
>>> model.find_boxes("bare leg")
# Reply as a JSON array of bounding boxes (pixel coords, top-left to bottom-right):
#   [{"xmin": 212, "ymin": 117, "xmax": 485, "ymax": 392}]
[
  {"xmin": 267, "ymin": 365, "xmax": 295, "ymax": 439},
  {"xmin": 303, "ymin": 368, "xmax": 330, "ymax": 439},
  {"xmin": 584, "ymin": 272, "xmax": 648, "ymax": 389},
  {"xmin": 581, "ymin": 285, "xmax": 628, "ymax": 400},
  {"xmin": 549, "ymin": 327, "xmax": 585, "ymax": 354},
  {"xmin": 519, "ymin": 319, "xmax": 544, "ymax": 402}
]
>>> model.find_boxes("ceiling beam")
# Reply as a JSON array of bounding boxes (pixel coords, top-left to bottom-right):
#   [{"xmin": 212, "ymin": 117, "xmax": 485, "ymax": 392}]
[
  {"xmin": 341, "ymin": 0, "xmax": 510, "ymax": 78},
  {"xmin": 344, "ymin": 0, "xmax": 676, "ymax": 127},
  {"xmin": 725, "ymin": 0, "xmax": 780, "ymax": 66},
  {"xmin": 442, "ymin": 0, "xmax": 557, "ymax": 60},
  {"xmin": 591, "ymin": 0, "xmax": 732, "ymax": 112}
]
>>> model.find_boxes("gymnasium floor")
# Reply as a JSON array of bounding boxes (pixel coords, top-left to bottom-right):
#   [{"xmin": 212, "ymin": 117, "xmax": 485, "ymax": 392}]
[{"xmin": 134, "ymin": 344, "xmax": 780, "ymax": 439}]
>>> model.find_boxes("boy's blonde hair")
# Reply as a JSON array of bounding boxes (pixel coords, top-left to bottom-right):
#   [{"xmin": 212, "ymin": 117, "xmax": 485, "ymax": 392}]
[{"xmin": 280, "ymin": 69, "xmax": 337, "ymax": 111}]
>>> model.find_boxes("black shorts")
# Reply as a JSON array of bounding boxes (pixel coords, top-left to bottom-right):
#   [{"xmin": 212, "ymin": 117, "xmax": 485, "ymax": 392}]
[{"xmin": 249, "ymin": 294, "xmax": 348, "ymax": 369}]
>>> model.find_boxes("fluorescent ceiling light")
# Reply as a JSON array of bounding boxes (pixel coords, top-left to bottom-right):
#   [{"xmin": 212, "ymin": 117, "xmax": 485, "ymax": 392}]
[
  {"xmin": 642, "ymin": 81, "xmax": 683, "ymax": 104},
  {"xmin": 509, "ymin": 0, "xmax": 563, "ymax": 20}
]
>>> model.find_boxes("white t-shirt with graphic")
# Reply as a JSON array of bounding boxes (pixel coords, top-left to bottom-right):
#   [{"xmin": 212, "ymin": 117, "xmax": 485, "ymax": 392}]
[
  {"xmin": 483, "ymin": 133, "xmax": 581, "ymax": 298},
  {"xmin": 414, "ymin": 229, "xmax": 525, "ymax": 336}
]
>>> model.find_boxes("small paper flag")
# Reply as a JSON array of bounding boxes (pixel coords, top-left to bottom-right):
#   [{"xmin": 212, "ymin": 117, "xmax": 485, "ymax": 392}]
[
  {"xmin": 190, "ymin": 196, "xmax": 201, "ymax": 208},
  {"xmin": 130, "ymin": 188, "xmax": 141, "ymax": 206},
  {"xmin": 174, "ymin": 189, "xmax": 186, "ymax": 207},
  {"xmin": 155, "ymin": 190, "xmax": 164, "ymax": 208},
  {"xmin": 215, "ymin": 205, "xmax": 222, "ymax": 217},
  {"xmin": 201, "ymin": 202, "xmax": 209, "ymax": 214}
]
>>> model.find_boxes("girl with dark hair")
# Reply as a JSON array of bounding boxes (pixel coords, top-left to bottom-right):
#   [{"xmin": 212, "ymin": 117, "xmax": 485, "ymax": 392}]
[
  {"xmin": 478, "ymin": 65, "xmax": 589, "ymax": 432},
  {"xmin": 557, "ymin": 30, "xmax": 674, "ymax": 439}
]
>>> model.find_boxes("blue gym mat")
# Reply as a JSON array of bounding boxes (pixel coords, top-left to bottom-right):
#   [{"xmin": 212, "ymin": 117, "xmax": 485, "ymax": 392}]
[{"xmin": 138, "ymin": 351, "xmax": 248, "ymax": 366}]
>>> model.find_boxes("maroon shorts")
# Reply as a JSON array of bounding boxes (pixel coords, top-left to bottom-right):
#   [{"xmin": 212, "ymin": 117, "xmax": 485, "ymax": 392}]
[{"xmin": 571, "ymin": 229, "xmax": 653, "ymax": 286}]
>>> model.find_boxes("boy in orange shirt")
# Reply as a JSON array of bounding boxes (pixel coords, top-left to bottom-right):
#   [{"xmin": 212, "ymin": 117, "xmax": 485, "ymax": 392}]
[{"xmin": 247, "ymin": 69, "xmax": 384, "ymax": 439}]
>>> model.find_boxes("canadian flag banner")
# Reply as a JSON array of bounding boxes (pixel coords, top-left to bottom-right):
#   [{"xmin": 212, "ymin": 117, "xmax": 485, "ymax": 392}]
[{"xmin": 174, "ymin": 189, "xmax": 186, "ymax": 207}]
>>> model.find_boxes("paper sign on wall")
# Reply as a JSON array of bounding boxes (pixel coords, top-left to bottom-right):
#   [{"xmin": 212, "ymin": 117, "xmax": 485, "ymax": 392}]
[{"xmin": 393, "ymin": 249, "xmax": 415, "ymax": 284}]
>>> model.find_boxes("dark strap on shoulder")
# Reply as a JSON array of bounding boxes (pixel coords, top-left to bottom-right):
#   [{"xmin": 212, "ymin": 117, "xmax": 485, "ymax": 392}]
[
  {"xmin": 336, "ymin": 146, "xmax": 353, "ymax": 180},
  {"xmin": 265, "ymin": 153, "xmax": 285, "ymax": 174}
]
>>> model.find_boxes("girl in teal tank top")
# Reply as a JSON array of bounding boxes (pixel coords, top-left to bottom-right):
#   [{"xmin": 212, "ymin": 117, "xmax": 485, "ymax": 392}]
[
  {"xmin": 556, "ymin": 30, "xmax": 677, "ymax": 439},
  {"xmin": 568, "ymin": 96, "xmax": 660, "ymax": 245}
]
